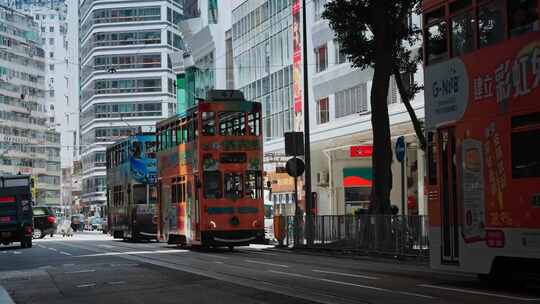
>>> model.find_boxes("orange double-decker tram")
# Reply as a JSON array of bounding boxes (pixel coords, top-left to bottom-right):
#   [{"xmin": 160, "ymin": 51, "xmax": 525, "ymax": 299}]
[
  {"xmin": 423, "ymin": 0, "xmax": 540, "ymax": 278},
  {"xmin": 155, "ymin": 90, "xmax": 264, "ymax": 249}
]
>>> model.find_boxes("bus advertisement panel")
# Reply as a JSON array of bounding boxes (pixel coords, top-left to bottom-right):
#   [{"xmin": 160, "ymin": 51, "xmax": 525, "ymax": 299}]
[{"xmin": 423, "ymin": 0, "xmax": 540, "ymax": 277}]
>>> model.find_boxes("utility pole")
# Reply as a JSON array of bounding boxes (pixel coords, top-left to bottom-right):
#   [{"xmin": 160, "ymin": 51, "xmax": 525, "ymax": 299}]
[{"xmin": 301, "ymin": 0, "xmax": 313, "ymax": 246}]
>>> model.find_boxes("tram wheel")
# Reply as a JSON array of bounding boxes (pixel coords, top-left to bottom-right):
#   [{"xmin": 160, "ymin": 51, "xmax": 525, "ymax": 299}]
[{"xmin": 228, "ymin": 245, "xmax": 234, "ymax": 252}]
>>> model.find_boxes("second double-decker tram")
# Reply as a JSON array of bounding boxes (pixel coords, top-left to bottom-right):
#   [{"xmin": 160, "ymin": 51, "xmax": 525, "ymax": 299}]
[{"xmin": 156, "ymin": 90, "xmax": 264, "ymax": 249}]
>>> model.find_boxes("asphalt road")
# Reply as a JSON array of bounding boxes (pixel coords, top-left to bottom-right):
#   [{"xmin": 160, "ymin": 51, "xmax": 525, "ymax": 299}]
[{"xmin": 1, "ymin": 232, "xmax": 539, "ymax": 304}]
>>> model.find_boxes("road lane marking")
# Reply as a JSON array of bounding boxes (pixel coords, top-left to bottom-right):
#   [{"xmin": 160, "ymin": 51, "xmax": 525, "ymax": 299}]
[
  {"xmin": 37, "ymin": 245, "xmax": 45, "ymax": 248},
  {"xmin": 65, "ymin": 269, "xmax": 96, "ymax": 274},
  {"xmin": 244, "ymin": 250, "xmax": 278, "ymax": 256},
  {"xmin": 76, "ymin": 283, "xmax": 96, "ymax": 288},
  {"xmin": 245, "ymin": 259, "xmax": 289, "ymax": 268},
  {"xmin": 60, "ymin": 251, "xmax": 72, "ymax": 256},
  {"xmin": 270, "ymin": 270, "xmax": 434, "ymax": 299},
  {"xmin": 197, "ymin": 253, "xmax": 230, "ymax": 260},
  {"xmin": 214, "ymin": 261, "xmax": 224, "ymax": 264},
  {"xmin": 77, "ymin": 249, "xmax": 188, "ymax": 257},
  {"xmin": 63, "ymin": 264, "xmax": 75, "ymax": 267},
  {"xmin": 12, "ymin": 251, "xmax": 21, "ymax": 255},
  {"xmin": 97, "ymin": 244, "xmax": 116, "ymax": 249},
  {"xmin": 48, "ymin": 247, "xmax": 57, "ymax": 252},
  {"xmin": 312, "ymin": 269, "xmax": 379, "ymax": 280},
  {"xmin": 107, "ymin": 281, "xmax": 126, "ymax": 285},
  {"xmin": 418, "ymin": 284, "xmax": 540, "ymax": 301}
]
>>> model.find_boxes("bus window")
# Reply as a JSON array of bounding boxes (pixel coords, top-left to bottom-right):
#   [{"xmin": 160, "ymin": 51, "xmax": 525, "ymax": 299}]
[
  {"xmin": 133, "ymin": 184, "xmax": 147, "ymax": 204},
  {"xmin": 478, "ymin": 0, "xmax": 505, "ymax": 48},
  {"xmin": 203, "ymin": 171, "xmax": 222, "ymax": 199},
  {"xmin": 219, "ymin": 112, "xmax": 246, "ymax": 136},
  {"xmin": 245, "ymin": 171, "xmax": 262, "ymax": 199},
  {"xmin": 248, "ymin": 112, "xmax": 261, "ymax": 136},
  {"xmin": 426, "ymin": 8, "xmax": 448, "ymax": 64},
  {"xmin": 451, "ymin": 3, "xmax": 474, "ymax": 56},
  {"xmin": 133, "ymin": 141, "xmax": 142, "ymax": 158},
  {"xmin": 145, "ymin": 141, "xmax": 156, "ymax": 158},
  {"xmin": 508, "ymin": 0, "xmax": 539, "ymax": 37},
  {"xmin": 202, "ymin": 112, "xmax": 216, "ymax": 136},
  {"xmin": 149, "ymin": 185, "xmax": 157, "ymax": 204},
  {"xmin": 224, "ymin": 173, "xmax": 243, "ymax": 199},
  {"xmin": 512, "ymin": 129, "xmax": 540, "ymax": 178}
]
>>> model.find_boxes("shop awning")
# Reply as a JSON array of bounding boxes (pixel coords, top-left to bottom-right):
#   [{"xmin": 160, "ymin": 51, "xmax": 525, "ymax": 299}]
[{"xmin": 343, "ymin": 168, "xmax": 372, "ymax": 187}]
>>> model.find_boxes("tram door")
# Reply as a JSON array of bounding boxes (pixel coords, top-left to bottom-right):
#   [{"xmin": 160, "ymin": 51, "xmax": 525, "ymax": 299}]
[{"xmin": 438, "ymin": 127, "xmax": 460, "ymax": 264}]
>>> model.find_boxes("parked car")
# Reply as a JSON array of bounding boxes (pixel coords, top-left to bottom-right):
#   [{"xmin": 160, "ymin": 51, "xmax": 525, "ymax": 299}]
[{"xmin": 32, "ymin": 207, "xmax": 57, "ymax": 239}]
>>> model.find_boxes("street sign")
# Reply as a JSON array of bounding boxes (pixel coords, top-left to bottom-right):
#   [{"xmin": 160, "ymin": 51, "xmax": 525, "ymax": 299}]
[
  {"xmin": 284, "ymin": 132, "xmax": 304, "ymax": 156},
  {"xmin": 395, "ymin": 136, "xmax": 406, "ymax": 162},
  {"xmin": 286, "ymin": 157, "xmax": 305, "ymax": 178}
]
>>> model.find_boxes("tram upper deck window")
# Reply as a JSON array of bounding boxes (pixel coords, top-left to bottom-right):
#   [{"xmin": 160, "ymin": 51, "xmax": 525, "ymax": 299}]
[
  {"xmin": 478, "ymin": 0, "xmax": 505, "ymax": 48},
  {"xmin": 219, "ymin": 112, "xmax": 246, "ymax": 136},
  {"xmin": 450, "ymin": 1, "xmax": 474, "ymax": 56},
  {"xmin": 426, "ymin": 8, "xmax": 448, "ymax": 64},
  {"xmin": 145, "ymin": 141, "xmax": 156, "ymax": 158},
  {"xmin": 509, "ymin": 0, "xmax": 539, "ymax": 37},
  {"xmin": 512, "ymin": 113, "xmax": 540, "ymax": 178},
  {"xmin": 202, "ymin": 112, "xmax": 216, "ymax": 136},
  {"xmin": 245, "ymin": 171, "xmax": 262, "ymax": 199},
  {"xmin": 247, "ymin": 112, "xmax": 260, "ymax": 136}
]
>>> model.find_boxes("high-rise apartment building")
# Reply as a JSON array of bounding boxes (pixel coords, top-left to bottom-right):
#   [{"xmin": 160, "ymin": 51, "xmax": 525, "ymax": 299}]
[
  {"xmin": 0, "ymin": 5, "xmax": 61, "ymax": 205},
  {"xmin": 79, "ymin": 0, "xmax": 183, "ymax": 214}
]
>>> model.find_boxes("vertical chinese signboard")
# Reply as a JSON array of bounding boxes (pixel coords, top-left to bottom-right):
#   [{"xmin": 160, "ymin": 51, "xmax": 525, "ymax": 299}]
[{"xmin": 292, "ymin": 0, "xmax": 303, "ymax": 132}]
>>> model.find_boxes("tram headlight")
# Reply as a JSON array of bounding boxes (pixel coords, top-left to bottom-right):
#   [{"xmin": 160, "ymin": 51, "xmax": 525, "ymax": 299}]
[
  {"xmin": 252, "ymin": 220, "xmax": 261, "ymax": 228},
  {"xmin": 209, "ymin": 221, "xmax": 217, "ymax": 229}
]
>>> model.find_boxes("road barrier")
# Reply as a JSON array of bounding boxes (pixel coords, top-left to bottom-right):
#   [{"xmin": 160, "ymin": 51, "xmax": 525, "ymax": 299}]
[{"xmin": 274, "ymin": 215, "xmax": 429, "ymax": 259}]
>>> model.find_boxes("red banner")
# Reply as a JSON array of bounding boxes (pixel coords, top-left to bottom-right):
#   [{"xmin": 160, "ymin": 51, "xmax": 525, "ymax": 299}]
[{"xmin": 350, "ymin": 145, "xmax": 373, "ymax": 157}]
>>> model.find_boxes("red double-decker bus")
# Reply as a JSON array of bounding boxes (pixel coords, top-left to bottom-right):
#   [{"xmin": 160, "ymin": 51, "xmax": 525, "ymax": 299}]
[
  {"xmin": 155, "ymin": 90, "xmax": 264, "ymax": 249},
  {"xmin": 423, "ymin": 0, "xmax": 540, "ymax": 278}
]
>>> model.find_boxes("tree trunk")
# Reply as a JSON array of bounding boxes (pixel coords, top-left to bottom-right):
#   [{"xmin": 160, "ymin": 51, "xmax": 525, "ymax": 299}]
[{"xmin": 393, "ymin": 66, "xmax": 427, "ymax": 151}]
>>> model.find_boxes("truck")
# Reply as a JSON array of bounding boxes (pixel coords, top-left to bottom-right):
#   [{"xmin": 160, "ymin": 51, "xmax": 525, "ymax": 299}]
[{"xmin": 0, "ymin": 175, "xmax": 33, "ymax": 248}]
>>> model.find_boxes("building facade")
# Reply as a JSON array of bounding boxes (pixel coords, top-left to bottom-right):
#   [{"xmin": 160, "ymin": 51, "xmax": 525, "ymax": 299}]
[
  {"xmin": 78, "ymin": 0, "xmax": 184, "ymax": 215},
  {"xmin": 0, "ymin": 5, "xmax": 61, "ymax": 205},
  {"xmin": 231, "ymin": 0, "xmax": 427, "ymax": 216}
]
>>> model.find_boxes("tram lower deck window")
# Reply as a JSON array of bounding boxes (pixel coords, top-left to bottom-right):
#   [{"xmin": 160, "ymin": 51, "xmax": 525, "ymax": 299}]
[
  {"xmin": 509, "ymin": 0, "xmax": 539, "ymax": 37},
  {"xmin": 204, "ymin": 171, "xmax": 222, "ymax": 199},
  {"xmin": 512, "ymin": 129, "xmax": 540, "ymax": 178},
  {"xmin": 224, "ymin": 173, "xmax": 243, "ymax": 199}
]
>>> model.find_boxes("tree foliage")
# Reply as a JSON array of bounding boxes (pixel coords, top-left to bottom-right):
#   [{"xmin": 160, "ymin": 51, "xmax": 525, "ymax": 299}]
[{"xmin": 323, "ymin": 0, "xmax": 424, "ymax": 216}]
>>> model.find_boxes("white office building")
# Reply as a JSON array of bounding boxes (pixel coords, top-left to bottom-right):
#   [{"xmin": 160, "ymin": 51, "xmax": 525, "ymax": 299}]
[
  {"xmin": 232, "ymin": 0, "xmax": 426, "ymax": 216},
  {"xmin": 79, "ymin": 0, "xmax": 183, "ymax": 214}
]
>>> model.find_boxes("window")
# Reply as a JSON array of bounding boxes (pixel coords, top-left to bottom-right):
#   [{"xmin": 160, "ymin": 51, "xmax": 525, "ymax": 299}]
[
  {"xmin": 245, "ymin": 171, "xmax": 262, "ymax": 199},
  {"xmin": 224, "ymin": 173, "xmax": 243, "ymax": 199},
  {"xmin": 315, "ymin": 44, "xmax": 328, "ymax": 73},
  {"xmin": 508, "ymin": 0, "xmax": 539, "ymax": 37},
  {"xmin": 49, "ymin": 90, "xmax": 54, "ymax": 97},
  {"xmin": 49, "ymin": 38, "xmax": 54, "ymax": 45},
  {"xmin": 316, "ymin": 97, "xmax": 329, "ymax": 124},
  {"xmin": 41, "ymin": 26, "xmax": 45, "ymax": 33},
  {"xmin": 426, "ymin": 8, "xmax": 448, "ymax": 64},
  {"xmin": 334, "ymin": 40, "xmax": 347, "ymax": 64},
  {"xmin": 202, "ymin": 112, "xmax": 216, "ymax": 136},
  {"xmin": 247, "ymin": 112, "xmax": 260, "ymax": 136},
  {"xmin": 512, "ymin": 113, "xmax": 540, "ymax": 178},
  {"xmin": 49, "ymin": 64, "xmax": 54, "ymax": 71},
  {"xmin": 133, "ymin": 185, "xmax": 147, "ymax": 204},
  {"xmin": 49, "ymin": 52, "xmax": 54, "ymax": 58},
  {"xmin": 204, "ymin": 171, "xmax": 222, "ymax": 199},
  {"xmin": 49, "ymin": 26, "xmax": 54, "ymax": 33},
  {"xmin": 427, "ymin": 132, "xmax": 438, "ymax": 185},
  {"xmin": 335, "ymin": 84, "xmax": 368, "ymax": 118},
  {"xmin": 219, "ymin": 112, "xmax": 246, "ymax": 136},
  {"xmin": 451, "ymin": 8, "xmax": 474, "ymax": 56},
  {"xmin": 478, "ymin": 0, "xmax": 505, "ymax": 48}
]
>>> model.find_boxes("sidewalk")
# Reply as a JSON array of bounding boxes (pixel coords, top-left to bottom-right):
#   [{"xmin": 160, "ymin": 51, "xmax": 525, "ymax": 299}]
[{"xmin": 0, "ymin": 286, "xmax": 15, "ymax": 304}]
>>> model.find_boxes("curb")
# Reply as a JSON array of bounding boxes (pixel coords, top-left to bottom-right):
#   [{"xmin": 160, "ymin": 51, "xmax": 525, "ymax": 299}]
[{"xmin": 0, "ymin": 286, "xmax": 15, "ymax": 304}]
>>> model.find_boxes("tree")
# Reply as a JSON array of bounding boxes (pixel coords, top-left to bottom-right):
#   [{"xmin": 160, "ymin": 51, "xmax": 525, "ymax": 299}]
[{"xmin": 323, "ymin": 0, "xmax": 424, "ymax": 217}]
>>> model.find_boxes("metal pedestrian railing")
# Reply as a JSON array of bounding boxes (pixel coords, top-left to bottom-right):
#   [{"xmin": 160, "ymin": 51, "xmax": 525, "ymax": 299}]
[{"xmin": 273, "ymin": 215, "xmax": 429, "ymax": 259}]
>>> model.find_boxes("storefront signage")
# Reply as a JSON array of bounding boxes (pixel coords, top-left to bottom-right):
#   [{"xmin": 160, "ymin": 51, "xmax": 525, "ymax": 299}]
[{"xmin": 350, "ymin": 145, "xmax": 373, "ymax": 158}]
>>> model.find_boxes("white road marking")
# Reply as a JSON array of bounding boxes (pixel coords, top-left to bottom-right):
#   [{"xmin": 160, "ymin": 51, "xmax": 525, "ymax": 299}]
[
  {"xmin": 270, "ymin": 270, "xmax": 434, "ymax": 299},
  {"xmin": 65, "ymin": 269, "xmax": 96, "ymax": 274},
  {"xmin": 48, "ymin": 247, "xmax": 57, "ymax": 252},
  {"xmin": 97, "ymin": 244, "xmax": 115, "ymax": 249},
  {"xmin": 418, "ymin": 284, "xmax": 540, "ymax": 301},
  {"xmin": 63, "ymin": 264, "xmax": 75, "ymax": 267},
  {"xmin": 244, "ymin": 250, "xmax": 278, "ymax": 256},
  {"xmin": 77, "ymin": 249, "xmax": 188, "ymax": 257},
  {"xmin": 312, "ymin": 269, "xmax": 379, "ymax": 280},
  {"xmin": 197, "ymin": 253, "xmax": 230, "ymax": 260},
  {"xmin": 107, "ymin": 281, "xmax": 126, "ymax": 285},
  {"xmin": 12, "ymin": 251, "xmax": 21, "ymax": 255},
  {"xmin": 60, "ymin": 251, "xmax": 72, "ymax": 256},
  {"xmin": 37, "ymin": 245, "xmax": 45, "ymax": 248},
  {"xmin": 76, "ymin": 283, "xmax": 96, "ymax": 288},
  {"xmin": 245, "ymin": 259, "xmax": 289, "ymax": 268},
  {"xmin": 214, "ymin": 261, "xmax": 224, "ymax": 264}
]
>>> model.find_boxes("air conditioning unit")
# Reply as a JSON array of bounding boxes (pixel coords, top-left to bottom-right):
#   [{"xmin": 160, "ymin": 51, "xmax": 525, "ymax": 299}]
[{"xmin": 316, "ymin": 170, "xmax": 329, "ymax": 186}]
